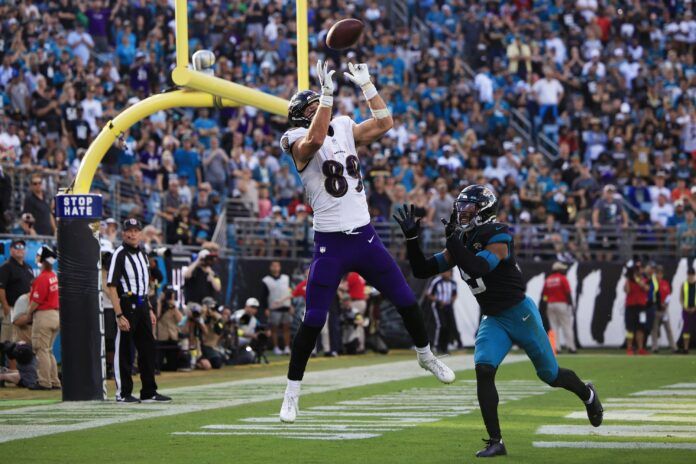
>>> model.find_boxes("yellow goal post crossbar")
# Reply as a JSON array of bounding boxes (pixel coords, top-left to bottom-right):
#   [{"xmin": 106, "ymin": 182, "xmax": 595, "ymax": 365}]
[{"xmin": 70, "ymin": 0, "xmax": 310, "ymax": 194}]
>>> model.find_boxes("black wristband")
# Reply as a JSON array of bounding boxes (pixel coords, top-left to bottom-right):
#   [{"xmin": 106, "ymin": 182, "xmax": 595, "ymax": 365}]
[{"xmin": 117, "ymin": 313, "xmax": 126, "ymax": 319}]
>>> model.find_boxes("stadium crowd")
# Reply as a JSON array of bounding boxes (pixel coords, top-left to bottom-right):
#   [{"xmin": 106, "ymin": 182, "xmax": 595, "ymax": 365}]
[{"xmin": 0, "ymin": 0, "xmax": 693, "ymax": 261}]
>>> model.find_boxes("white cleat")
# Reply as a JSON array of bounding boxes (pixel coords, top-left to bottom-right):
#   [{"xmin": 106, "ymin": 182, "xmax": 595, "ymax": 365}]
[
  {"xmin": 418, "ymin": 356, "xmax": 456, "ymax": 384},
  {"xmin": 279, "ymin": 392, "xmax": 299, "ymax": 423}
]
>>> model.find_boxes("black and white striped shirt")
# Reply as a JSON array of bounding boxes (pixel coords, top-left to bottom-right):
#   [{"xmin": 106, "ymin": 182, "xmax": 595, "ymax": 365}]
[
  {"xmin": 107, "ymin": 243, "xmax": 149, "ymax": 297},
  {"xmin": 428, "ymin": 276, "xmax": 457, "ymax": 306}
]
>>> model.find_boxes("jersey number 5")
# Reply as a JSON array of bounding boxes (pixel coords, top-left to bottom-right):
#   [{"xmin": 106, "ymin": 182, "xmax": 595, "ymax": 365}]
[
  {"xmin": 322, "ymin": 156, "xmax": 363, "ymax": 198},
  {"xmin": 459, "ymin": 269, "xmax": 487, "ymax": 295}
]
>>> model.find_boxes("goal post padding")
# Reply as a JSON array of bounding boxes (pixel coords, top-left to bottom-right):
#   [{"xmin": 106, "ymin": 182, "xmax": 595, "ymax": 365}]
[{"xmin": 56, "ymin": 194, "xmax": 105, "ymax": 401}]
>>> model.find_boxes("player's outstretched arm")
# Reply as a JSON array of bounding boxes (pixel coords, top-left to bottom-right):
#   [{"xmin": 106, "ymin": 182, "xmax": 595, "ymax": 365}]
[
  {"xmin": 394, "ymin": 204, "xmax": 453, "ymax": 279},
  {"xmin": 344, "ymin": 62, "xmax": 393, "ymax": 147},
  {"xmin": 445, "ymin": 226, "xmax": 508, "ymax": 279},
  {"xmin": 293, "ymin": 60, "xmax": 335, "ymax": 169}
]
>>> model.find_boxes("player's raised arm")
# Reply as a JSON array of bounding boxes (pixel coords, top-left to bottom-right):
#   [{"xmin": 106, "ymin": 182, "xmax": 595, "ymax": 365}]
[
  {"xmin": 344, "ymin": 63, "xmax": 393, "ymax": 146},
  {"xmin": 394, "ymin": 204, "xmax": 454, "ymax": 279},
  {"xmin": 292, "ymin": 61, "xmax": 336, "ymax": 169},
  {"xmin": 444, "ymin": 221, "xmax": 509, "ymax": 280}
]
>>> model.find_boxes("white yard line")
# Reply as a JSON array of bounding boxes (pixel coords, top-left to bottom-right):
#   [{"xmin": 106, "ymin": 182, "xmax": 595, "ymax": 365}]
[
  {"xmin": 178, "ymin": 380, "xmax": 552, "ymax": 441},
  {"xmin": 533, "ymin": 441, "xmax": 696, "ymax": 450},
  {"xmin": 0, "ymin": 354, "xmax": 525, "ymax": 444},
  {"xmin": 537, "ymin": 425, "xmax": 696, "ymax": 439}
]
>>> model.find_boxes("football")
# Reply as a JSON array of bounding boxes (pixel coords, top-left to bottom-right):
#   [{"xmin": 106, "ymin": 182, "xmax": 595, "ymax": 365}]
[{"xmin": 326, "ymin": 18, "xmax": 364, "ymax": 50}]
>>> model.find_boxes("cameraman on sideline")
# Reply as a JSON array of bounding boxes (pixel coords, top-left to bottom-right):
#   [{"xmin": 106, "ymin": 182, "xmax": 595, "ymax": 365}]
[
  {"xmin": 188, "ymin": 298, "xmax": 225, "ymax": 369},
  {"xmin": 0, "ymin": 341, "xmax": 37, "ymax": 389},
  {"xmin": 184, "ymin": 248, "xmax": 221, "ymax": 305},
  {"xmin": 233, "ymin": 298, "xmax": 270, "ymax": 363},
  {"xmin": 156, "ymin": 285, "xmax": 183, "ymax": 372}
]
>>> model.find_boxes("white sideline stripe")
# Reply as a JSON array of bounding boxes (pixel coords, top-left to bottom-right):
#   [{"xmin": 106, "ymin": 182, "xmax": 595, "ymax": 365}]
[
  {"xmin": 202, "ymin": 424, "xmax": 402, "ymax": 431},
  {"xmin": 173, "ymin": 431, "xmax": 382, "ymax": 440},
  {"xmin": 309, "ymin": 405, "xmax": 474, "ymax": 411},
  {"xmin": 0, "ymin": 353, "xmax": 526, "ymax": 444},
  {"xmin": 240, "ymin": 417, "xmax": 433, "ymax": 424},
  {"xmin": 630, "ymin": 390, "xmax": 696, "ymax": 397},
  {"xmin": 566, "ymin": 412, "xmax": 696, "ymax": 423},
  {"xmin": 665, "ymin": 383, "xmax": 696, "ymax": 389},
  {"xmin": 604, "ymin": 404, "xmax": 696, "ymax": 412},
  {"xmin": 538, "ymin": 425, "xmax": 696, "ymax": 438},
  {"xmin": 533, "ymin": 441, "xmax": 696, "ymax": 450},
  {"xmin": 605, "ymin": 397, "xmax": 696, "ymax": 403}
]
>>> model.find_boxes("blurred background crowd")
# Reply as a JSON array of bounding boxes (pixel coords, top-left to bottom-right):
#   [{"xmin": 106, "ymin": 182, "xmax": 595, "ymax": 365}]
[{"xmin": 0, "ymin": 0, "xmax": 693, "ymax": 261}]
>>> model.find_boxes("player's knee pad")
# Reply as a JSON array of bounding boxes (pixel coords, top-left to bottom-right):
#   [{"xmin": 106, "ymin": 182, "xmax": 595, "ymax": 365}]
[
  {"xmin": 475, "ymin": 363, "xmax": 497, "ymax": 382},
  {"xmin": 303, "ymin": 307, "xmax": 328, "ymax": 328}
]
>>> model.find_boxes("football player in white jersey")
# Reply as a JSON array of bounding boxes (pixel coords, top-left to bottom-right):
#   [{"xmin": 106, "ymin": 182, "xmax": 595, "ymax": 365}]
[{"xmin": 278, "ymin": 60, "xmax": 454, "ymax": 423}]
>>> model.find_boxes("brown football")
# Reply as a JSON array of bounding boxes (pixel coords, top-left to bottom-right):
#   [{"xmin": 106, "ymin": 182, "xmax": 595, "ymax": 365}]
[{"xmin": 326, "ymin": 18, "xmax": 364, "ymax": 50}]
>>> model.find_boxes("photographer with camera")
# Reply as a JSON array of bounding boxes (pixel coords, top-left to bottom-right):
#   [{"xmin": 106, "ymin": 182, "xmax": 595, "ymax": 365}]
[
  {"xmin": 340, "ymin": 294, "xmax": 370, "ymax": 355},
  {"xmin": 183, "ymin": 248, "xmax": 221, "ymax": 305},
  {"xmin": 187, "ymin": 298, "xmax": 225, "ymax": 369},
  {"xmin": 156, "ymin": 285, "xmax": 183, "ymax": 372},
  {"xmin": 233, "ymin": 298, "xmax": 270, "ymax": 363},
  {"xmin": 0, "ymin": 341, "xmax": 37, "ymax": 389}
]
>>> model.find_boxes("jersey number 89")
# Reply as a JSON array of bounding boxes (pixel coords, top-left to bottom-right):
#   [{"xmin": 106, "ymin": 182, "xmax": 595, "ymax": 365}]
[{"xmin": 322, "ymin": 156, "xmax": 363, "ymax": 198}]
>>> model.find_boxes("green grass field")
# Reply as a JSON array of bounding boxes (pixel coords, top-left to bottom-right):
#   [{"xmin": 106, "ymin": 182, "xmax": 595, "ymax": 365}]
[{"xmin": 1, "ymin": 351, "xmax": 696, "ymax": 463}]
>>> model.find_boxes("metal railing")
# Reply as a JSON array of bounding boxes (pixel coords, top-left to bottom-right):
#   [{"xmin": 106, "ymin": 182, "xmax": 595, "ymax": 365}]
[
  {"xmin": 1, "ymin": 164, "xmax": 69, "ymax": 224},
  {"xmin": 228, "ymin": 219, "xmax": 687, "ymax": 261}
]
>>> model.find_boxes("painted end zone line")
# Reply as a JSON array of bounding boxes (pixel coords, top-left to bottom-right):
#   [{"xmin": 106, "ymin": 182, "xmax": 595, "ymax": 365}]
[
  {"xmin": 537, "ymin": 425, "xmax": 696, "ymax": 439},
  {"xmin": 533, "ymin": 441, "xmax": 696, "ymax": 450}
]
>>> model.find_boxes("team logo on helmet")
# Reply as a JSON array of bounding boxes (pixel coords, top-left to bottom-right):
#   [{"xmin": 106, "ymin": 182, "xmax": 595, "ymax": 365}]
[
  {"xmin": 288, "ymin": 90, "xmax": 320, "ymax": 128},
  {"xmin": 454, "ymin": 185, "xmax": 499, "ymax": 232}
]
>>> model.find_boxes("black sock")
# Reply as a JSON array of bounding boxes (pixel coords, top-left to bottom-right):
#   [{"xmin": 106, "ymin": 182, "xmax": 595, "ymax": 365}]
[
  {"xmin": 287, "ymin": 323, "xmax": 322, "ymax": 381},
  {"xmin": 396, "ymin": 304, "xmax": 429, "ymax": 348},
  {"xmin": 475, "ymin": 363, "xmax": 501, "ymax": 440},
  {"xmin": 550, "ymin": 367, "xmax": 591, "ymax": 402}
]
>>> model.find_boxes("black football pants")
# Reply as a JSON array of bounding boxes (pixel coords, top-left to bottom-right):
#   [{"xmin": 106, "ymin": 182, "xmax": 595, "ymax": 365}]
[{"xmin": 115, "ymin": 297, "xmax": 158, "ymax": 400}]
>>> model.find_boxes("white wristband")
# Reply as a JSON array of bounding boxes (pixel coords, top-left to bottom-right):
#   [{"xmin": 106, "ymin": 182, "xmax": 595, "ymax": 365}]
[
  {"xmin": 361, "ymin": 82, "xmax": 378, "ymax": 100},
  {"xmin": 319, "ymin": 95, "xmax": 333, "ymax": 108},
  {"xmin": 371, "ymin": 108, "xmax": 391, "ymax": 119}
]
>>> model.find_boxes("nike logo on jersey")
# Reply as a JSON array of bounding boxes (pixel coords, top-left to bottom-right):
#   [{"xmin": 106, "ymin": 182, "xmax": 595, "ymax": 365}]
[
  {"xmin": 368, "ymin": 235, "xmax": 375, "ymax": 243},
  {"xmin": 522, "ymin": 314, "xmax": 530, "ymax": 322},
  {"xmin": 495, "ymin": 225, "xmax": 505, "ymax": 231}
]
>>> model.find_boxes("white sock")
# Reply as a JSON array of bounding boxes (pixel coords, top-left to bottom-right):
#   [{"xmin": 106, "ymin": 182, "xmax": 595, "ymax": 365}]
[
  {"xmin": 584, "ymin": 388, "xmax": 595, "ymax": 405},
  {"xmin": 286, "ymin": 380, "xmax": 301, "ymax": 395},
  {"xmin": 415, "ymin": 344, "xmax": 433, "ymax": 359}
]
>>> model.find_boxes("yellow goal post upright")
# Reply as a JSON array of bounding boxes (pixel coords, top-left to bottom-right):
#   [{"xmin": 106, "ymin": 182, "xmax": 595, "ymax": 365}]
[{"xmin": 58, "ymin": 0, "xmax": 310, "ymax": 401}]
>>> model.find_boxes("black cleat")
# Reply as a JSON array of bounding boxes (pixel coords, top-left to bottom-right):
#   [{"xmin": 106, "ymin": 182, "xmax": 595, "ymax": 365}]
[
  {"xmin": 585, "ymin": 383, "xmax": 603, "ymax": 427},
  {"xmin": 476, "ymin": 438, "xmax": 507, "ymax": 458},
  {"xmin": 117, "ymin": 395, "xmax": 141, "ymax": 404},
  {"xmin": 141, "ymin": 393, "xmax": 172, "ymax": 403}
]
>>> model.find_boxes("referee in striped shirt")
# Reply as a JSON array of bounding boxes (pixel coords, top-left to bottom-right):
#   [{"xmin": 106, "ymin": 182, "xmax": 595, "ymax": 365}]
[
  {"xmin": 106, "ymin": 218, "xmax": 171, "ymax": 404},
  {"xmin": 428, "ymin": 270, "xmax": 458, "ymax": 355}
]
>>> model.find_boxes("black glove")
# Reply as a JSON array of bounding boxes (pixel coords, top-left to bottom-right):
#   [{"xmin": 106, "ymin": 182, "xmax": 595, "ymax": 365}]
[
  {"xmin": 393, "ymin": 203, "xmax": 422, "ymax": 240},
  {"xmin": 441, "ymin": 210, "xmax": 458, "ymax": 239}
]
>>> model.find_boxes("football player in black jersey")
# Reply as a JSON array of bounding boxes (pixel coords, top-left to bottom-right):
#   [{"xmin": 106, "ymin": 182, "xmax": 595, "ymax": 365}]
[{"xmin": 395, "ymin": 185, "xmax": 603, "ymax": 458}]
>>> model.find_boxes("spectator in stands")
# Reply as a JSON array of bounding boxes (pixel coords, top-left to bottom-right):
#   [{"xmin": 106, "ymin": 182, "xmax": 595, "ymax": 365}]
[
  {"xmin": 592, "ymin": 185, "xmax": 628, "ymax": 261},
  {"xmin": 191, "ymin": 183, "xmax": 217, "ymax": 244},
  {"xmin": 532, "ymin": 67, "xmax": 564, "ymax": 124},
  {"xmin": 650, "ymin": 194, "xmax": 675, "ymax": 227},
  {"xmin": 677, "ymin": 208, "xmax": 696, "ymax": 258},
  {"xmin": 202, "ymin": 137, "xmax": 229, "ymax": 195},
  {"xmin": 261, "ymin": 261, "xmax": 293, "ymax": 355},
  {"xmin": 22, "ymin": 174, "xmax": 55, "ymax": 236},
  {"xmin": 19, "ymin": 213, "xmax": 37, "ymax": 236}
]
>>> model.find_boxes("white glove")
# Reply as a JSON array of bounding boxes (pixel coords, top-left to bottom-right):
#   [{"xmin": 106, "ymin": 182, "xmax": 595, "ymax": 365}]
[
  {"xmin": 316, "ymin": 60, "xmax": 335, "ymax": 97},
  {"xmin": 343, "ymin": 62, "xmax": 372, "ymax": 87}
]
